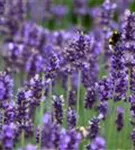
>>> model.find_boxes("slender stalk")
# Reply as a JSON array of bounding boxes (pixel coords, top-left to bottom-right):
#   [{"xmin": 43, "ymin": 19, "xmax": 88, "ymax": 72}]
[
  {"xmin": 77, "ymin": 16, "xmax": 82, "ymax": 29},
  {"xmin": 123, "ymin": 67, "xmax": 131, "ymax": 148},
  {"xmin": 21, "ymin": 130, "xmax": 25, "ymax": 147},
  {"xmin": 65, "ymin": 74, "xmax": 71, "ymax": 128},
  {"xmin": 0, "ymin": 109, "xmax": 2, "ymax": 131},
  {"xmin": 109, "ymin": 101, "xmax": 115, "ymax": 149},
  {"xmin": 1, "ymin": 109, "xmax": 4, "ymax": 126},
  {"xmin": 77, "ymin": 70, "xmax": 81, "ymax": 126},
  {"xmin": 39, "ymin": 73, "xmax": 45, "ymax": 149},
  {"xmin": 66, "ymin": 74, "xmax": 71, "ymax": 107},
  {"xmin": 48, "ymin": 80, "xmax": 52, "ymax": 112}
]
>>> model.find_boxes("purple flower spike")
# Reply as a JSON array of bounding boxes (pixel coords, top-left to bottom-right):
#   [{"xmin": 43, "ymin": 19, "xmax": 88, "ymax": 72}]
[
  {"xmin": 0, "ymin": 71, "xmax": 13, "ymax": 108},
  {"xmin": 88, "ymin": 117, "xmax": 100, "ymax": 139},
  {"xmin": 67, "ymin": 107, "xmax": 77, "ymax": 129},
  {"xmin": 16, "ymin": 88, "xmax": 34, "ymax": 136},
  {"xmin": 85, "ymin": 87, "xmax": 96, "ymax": 109},
  {"xmin": 63, "ymin": 31, "xmax": 90, "ymax": 71},
  {"xmin": 96, "ymin": 77, "xmax": 113, "ymax": 102},
  {"xmin": 52, "ymin": 95, "xmax": 64, "ymax": 125}
]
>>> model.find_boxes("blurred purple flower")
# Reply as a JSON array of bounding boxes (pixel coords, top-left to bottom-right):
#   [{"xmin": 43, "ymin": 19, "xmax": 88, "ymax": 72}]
[
  {"xmin": 51, "ymin": 5, "xmax": 68, "ymax": 19},
  {"xmin": 59, "ymin": 129, "xmax": 82, "ymax": 150},
  {"xmin": 87, "ymin": 136, "xmax": 106, "ymax": 150},
  {"xmin": 1, "ymin": 123, "xmax": 16, "ymax": 150},
  {"xmin": 73, "ymin": 0, "xmax": 88, "ymax": 16}
]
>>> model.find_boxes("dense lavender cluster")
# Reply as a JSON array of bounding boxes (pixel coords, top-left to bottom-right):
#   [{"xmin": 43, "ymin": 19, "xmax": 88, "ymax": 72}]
[{"xmin": 0, "ymin": 0, "xmax": 135, "ymax": 149}]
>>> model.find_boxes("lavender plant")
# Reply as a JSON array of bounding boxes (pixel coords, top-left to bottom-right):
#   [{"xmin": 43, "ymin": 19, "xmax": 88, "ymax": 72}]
[{"xmin": 0, "ymin": 0, "xmax": 135, "ymax": 150}]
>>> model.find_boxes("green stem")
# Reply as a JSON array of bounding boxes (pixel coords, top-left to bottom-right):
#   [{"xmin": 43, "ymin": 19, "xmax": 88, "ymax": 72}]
[
  {"xmin": 77, "ymin": 70, "xmax": 81, "ymax": 126},
  {"xmin": 107, "ymin": 100, "xmax": 115, "ymax": 149},
  {"xmin": 67, "ymin": 74, "xmax": 71, "ymax": 107},
  {"xmin": 39, "ymin": 73, "xmax": 45, "ymax": 149},
  {"xmin": 123, "ymin": 67, "xmax": 131, "ymax": 148},
  {"xmin": 48, "ymin": 80, "xmax": 52, "ymax": 112},
  {"xmin": 64, "ymin": 74, "xmax": 71, "ymax": 128},
  {"xmin": 21, "ymin": 130, "xmax": 25, "ymax": 147},
  {"xmin": 77, "ymin": 16, "xmax": 82, "ymax": 29}
]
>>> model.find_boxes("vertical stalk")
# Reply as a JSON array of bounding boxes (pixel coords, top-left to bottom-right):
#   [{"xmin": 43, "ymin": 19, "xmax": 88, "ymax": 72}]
[
  {"xmin": 77, "ymin": 16, "xmax": 82, "ymax": 29},
  {"xmin": 77, "ymin": 70, "xmax": 81, "ymax": 126},
  {"xmin": 0, "ymin": 109, "xmax": 2, "ymax": 131},
  {"xmin": 65, "ymin": 74, "xmax": 71, "ymax": 128},
  {"xmin": 21, "ymin": 130, "xmax": 25, "ymax": 147},
  {"xmin": 123, "ymin": 67, "xmax": 131, "ymax": 148},
  {"xmin": 39, "ymin": 73, "xmax": 45, "ymax": 149},
  {"xmin": 48, "ymin": 80, "xmax": 52, "ymax": 112},
  {"xmin": 67, "ymin": 74, "xmax": 71, "ymax": 107},
  {"xmin": 107, "ymin": 65, "xmax": 119, "ymax": 148}
]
